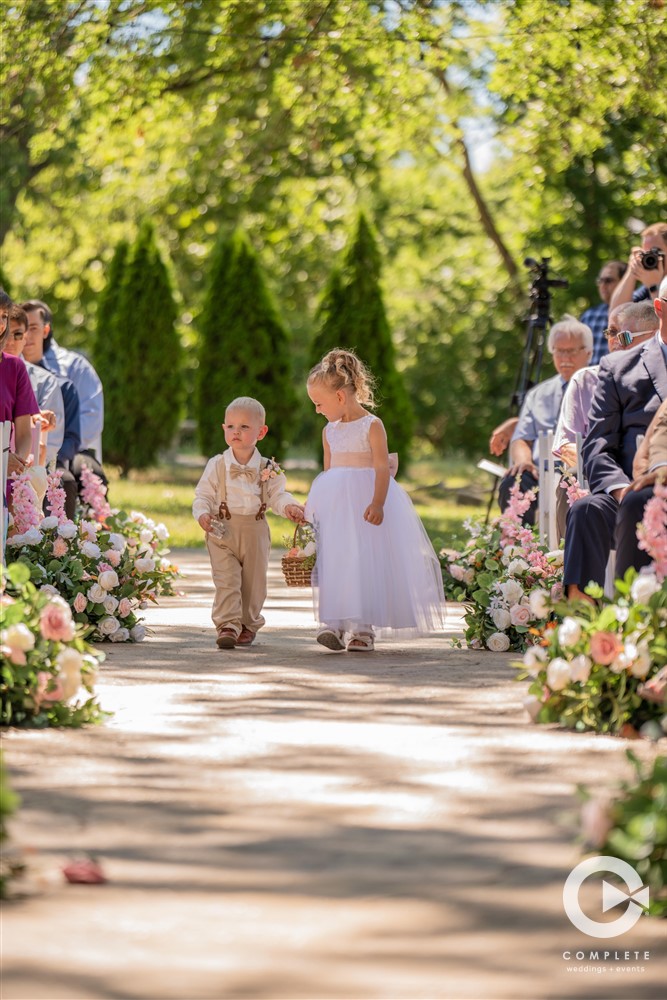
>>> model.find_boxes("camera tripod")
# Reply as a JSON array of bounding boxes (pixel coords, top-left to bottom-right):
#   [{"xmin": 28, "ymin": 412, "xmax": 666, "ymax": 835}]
[{"xmin": 483, "ymin": 256, "xmax": 568, "ymax": 523}]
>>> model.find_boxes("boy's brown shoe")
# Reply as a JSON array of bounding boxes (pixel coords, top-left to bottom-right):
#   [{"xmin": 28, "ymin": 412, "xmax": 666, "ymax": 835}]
[{"xmin": 216, "ymin": 627, "xmax": 237, "ymax": 649}]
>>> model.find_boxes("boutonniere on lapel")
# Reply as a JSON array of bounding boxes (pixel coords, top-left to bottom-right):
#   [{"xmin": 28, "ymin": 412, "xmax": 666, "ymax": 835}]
[{"xmin": 260, "ymin": 457, "xmax": 283, "ymax": 482}]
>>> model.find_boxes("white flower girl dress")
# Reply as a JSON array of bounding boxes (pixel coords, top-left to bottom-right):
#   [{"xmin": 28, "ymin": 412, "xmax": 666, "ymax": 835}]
[{"xmin": 305, "ymin": 414, "xmax": 444, "ymax": 635}]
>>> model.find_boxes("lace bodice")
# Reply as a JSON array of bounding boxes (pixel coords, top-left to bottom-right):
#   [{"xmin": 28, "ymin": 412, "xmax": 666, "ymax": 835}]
[{"xmin": 326, "ymin": 414, "xmax": 376, "ymax": 454}]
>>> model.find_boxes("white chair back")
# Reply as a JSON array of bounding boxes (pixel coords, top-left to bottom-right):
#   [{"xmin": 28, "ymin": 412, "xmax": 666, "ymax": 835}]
[
  {"xmin": 1, "ymin": 419, "xmax": 11, "ymax": 565},
  {"xmin": 537, "ymin": 430, "xmax": 558, "ymax": 550}
]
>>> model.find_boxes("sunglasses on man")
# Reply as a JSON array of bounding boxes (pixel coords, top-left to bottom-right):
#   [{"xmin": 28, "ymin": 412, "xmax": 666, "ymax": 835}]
[{"xmin": 603, "ymin": 327, "xmax": 654, "ymax": 347}]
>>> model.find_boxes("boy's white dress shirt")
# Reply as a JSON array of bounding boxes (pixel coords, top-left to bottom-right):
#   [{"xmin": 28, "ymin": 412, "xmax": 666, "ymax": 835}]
[{"xmin": 192, "ymin": 447, "xmax": 296, "ymax": 520}]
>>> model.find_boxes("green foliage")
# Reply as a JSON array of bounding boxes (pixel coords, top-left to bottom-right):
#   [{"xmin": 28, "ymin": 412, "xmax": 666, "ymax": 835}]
[
  {"xmin": 93, "ymin": 238, "xmax": 129, "ymax": 371},
  {"xmin": 0, "ymin": 751, "xmax": 21, "ymax": 899},
  {"xmin": 310, "ymin": 213, "xmax": 413, "ymax": 462},
  {"xmin": 102, "ymin": 222, "xmax": 184, "ymax": 475},
  {"xmin": 580, "ymin": 752, "xmax": 667, "ymax": 919},
  {"xmin": 196, "ymin": 228, "xmax": 296, "ymax": 460}
]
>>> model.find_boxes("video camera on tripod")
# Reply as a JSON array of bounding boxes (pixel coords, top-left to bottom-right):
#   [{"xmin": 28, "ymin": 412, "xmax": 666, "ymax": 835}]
[{"xmin": 511, "ymin": 257, "xmax": 568, "ymax": 411}]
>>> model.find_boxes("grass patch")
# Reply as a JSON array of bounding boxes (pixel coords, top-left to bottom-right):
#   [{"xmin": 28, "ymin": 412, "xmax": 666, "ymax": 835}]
[{"xmin": 106, "ymin": 455, "xmax": 494, "ymax": 551}]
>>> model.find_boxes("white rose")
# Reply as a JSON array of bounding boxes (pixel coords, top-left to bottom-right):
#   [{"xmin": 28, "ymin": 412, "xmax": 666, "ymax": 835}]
[
  {"xmin": 523, "ymin": 695, "xmax": 542, "ymax": 722},
  {"xmin": 490, "ymin": 608, "xmax": 512, "ymax": 631},
  {"xmin": 570, "ymin": 654, "xmax": 592, "ymax": 684},
  {"xmin": 103, "ymin": 595, "xmax": 119, "ymax": 614},
  {"xmin": 98, "ymin": 569, "xmax": 119, "ymax": 591},
  {"xmin": 630, "ymin": 573, "xmax": 660, "ymax": 605},
  {"xmin": 109, "ymin": 627, "xmax": 130, "ymax": 643},
  {"xmin": 80, "ymin": 519, "xmax": 100, "ymax": 539},
  {"xmin": 159, "ymin": 557, "xmax": 172, "ymax": 571},
  {"xmin": 302, "ymin": 541, "xmax": 316, "ymax": 557},
  {"xmin": 609, "ymin": 653, "xmax": 629, "ymax": 675},
  {"xmin": 57, "ymin": 522, "xmax": 78, "ymax": 539},
  {"xmin": 529, "ymin": 588, "xmax": 550, "ymax": 619},
  {"xmin": 80, "ymin": 540, "xmax": 102, "ymax": 559},
  {"xmin": 546, "ymin": 549, "xmax": 564, "ymax": 566},
  {"xmin": 558, "ymin": 616, "xmax": 582, "ymax": 648},
  {"xmin": 86, "ymin": 583, "xmax": 107, "ymax": 604},
  {"xmin": 523, "ymin": 645, "xmax": 548, "ymax": 674},
  {"xmin": 135, "ymin": 556, "xmax": 155, "ymax": 573},
  {"xmin": 462, "ymin": 568, "xmax": 475, "ymax": 586},
  {"xmin": 56, "ymin": 646, "xmax": 84, "ymax": 678},
  {"xmin": 139, "ymin": 528, "xmax": 154, "ymax": 545},
  {"xmin": 155, "ymin": 523, "xmax": 169, "ymax": 541},
  {"xmin": 97, "ymin": 616, "xmax": 121, "ymax": 636},
  {"xmin": 108, "ymin": 533, "xmax": 126, "ymax": 552},
  {"xmin": 487, "ymin": 631, "xmax": 511, "ymax": 652},
  {"xmin": 627, "ymin": 642, "xmax": 652, "ymax": 679},
  {"xmin": 130, "ymin": 623, "xmax": 146, "ymax": 642},
  {"xmin": 22, "ymin": 527, "xmax": 43, "ymax": 545},
  {"xmin": 507, "ymin": 558, "xmax": 529, "ymax": 576},
  {"xmin": 58, "ymin": 669, "xmax": 80, "ymax": 702},
  {"xmin": 39, "ymin": 516, "xmax": 59, "ymax": 531},
  {"xmin": 499, "ymin": 580, "xmax": 523, "ymax": 606},
  {"xmin": 6, "ymin": 533, "xmax": 25, "ymax": 546},
  {"xmin": 547, "ymin": 657, "xmax": 571, "ymax": 691},
  {"xmin": 2, "ymin": 623, "xmax": 35, "ymax": 651},
  {"xmin": 39, "ymin": 584, "xmax": 61, "ymax": 597},
  {"xmin": 130, "ymin": 510, "xmax": 146, "ymax": 523}
]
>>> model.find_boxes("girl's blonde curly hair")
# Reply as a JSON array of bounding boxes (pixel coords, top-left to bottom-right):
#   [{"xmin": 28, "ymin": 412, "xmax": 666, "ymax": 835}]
[{"xmin": 307, "ymin": 348, "xmax": 376, "ymax": 407}]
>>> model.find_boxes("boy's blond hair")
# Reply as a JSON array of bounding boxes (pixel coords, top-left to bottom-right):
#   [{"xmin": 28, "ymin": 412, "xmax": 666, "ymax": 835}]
[{"xmin": 225, "ymin": 397, "xmax": 266, "ymax": 424}]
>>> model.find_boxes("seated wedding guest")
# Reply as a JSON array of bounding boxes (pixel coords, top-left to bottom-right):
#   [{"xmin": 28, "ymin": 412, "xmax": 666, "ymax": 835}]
[
  {"xmin": 632, "ymin": 397, "xmax": 667, "ymax": 487},
  {"xmin": 609, "ymin": 222, "xmax": 667, "ymax": 310},
  {"xmin": 5, "ymin": 306, "xmax": 64, "ymax": 465},
  {"xmin": 21, "ymin": 305, "xmax": 81, "ymax": 519},
  {"xmin": 552, "ymin": 301, "xmax": 657, "ymax": 538},
  {"xmin": 580, "ymin": 260, "xmax": 627, "ymax": 365},
  {"xmin": 0, "ymin": 290, "xmax": 39, "ymax": 487},
  {"xmin": 497, "ymin": 316, "xmax": 593, "ymax": 524},
  {"xmin": 21, "ymin": 299, "xmax": 107, "ymax": 495},
  {"xmin": 564, "ymin": 275, "xmax": 667, "ymax": 600}
]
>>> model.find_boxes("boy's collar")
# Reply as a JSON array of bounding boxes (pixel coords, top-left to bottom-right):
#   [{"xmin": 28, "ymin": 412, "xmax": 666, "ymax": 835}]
[{"xmin": 224, "ymin": 446, "xmax": 260, "ymax": 467}]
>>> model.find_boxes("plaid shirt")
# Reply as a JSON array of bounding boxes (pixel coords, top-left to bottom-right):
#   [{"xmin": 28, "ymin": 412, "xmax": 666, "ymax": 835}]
[{"xmin": 580, "ymin": 301, "xmax": 609, "ymax": 365}]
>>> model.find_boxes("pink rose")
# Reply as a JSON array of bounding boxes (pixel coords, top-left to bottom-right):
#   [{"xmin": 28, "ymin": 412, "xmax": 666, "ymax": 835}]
[
  {"xmin": 589, "ymin": 630, "xmax": 622, "ymax": 666},
  {"xmin": 550, "ymin": 582, "xmax": 563, "ymax": 602},
  {"xmin": 118, "ymin": 597, "xmax": 132, "ymax": 618},
  {"xmin": 40, "ymin": 599, "xmax": 76, "ymax": 642},
  {"xmin": 509, "ymin": 604, "xmax": 531, "ymax": 627},
  {"xmin": 73, "ymin": 592, "xmax": 88, "ymax": 614},
  {"xmin": 1, "ymin": 643, "xmax": 26, "ymax": 665},
  {"xmin": 104, "ymin": 549, "xmax": 121, "ymax": 567},
  {"xmin": 638, "ymin": 665, "xmax": 667, "ymax": 704},
  {"xmin": 37, "ymin": 672, "xmax": 65, "ymax": 704},
  {"xmin": 52, "ymin": 537, "xmax": 68, "ymax": 558}
]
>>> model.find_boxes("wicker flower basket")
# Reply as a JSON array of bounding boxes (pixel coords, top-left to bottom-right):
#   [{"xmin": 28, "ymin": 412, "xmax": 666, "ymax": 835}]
[{"xmin": 281, "ymin": 524, "xmax": 316, "ymax": 587}]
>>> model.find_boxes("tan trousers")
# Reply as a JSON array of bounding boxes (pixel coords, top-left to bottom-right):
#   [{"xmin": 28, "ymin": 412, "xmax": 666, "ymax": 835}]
[{"xmin": 206, "ymin": 514, "xmax": 271, "ymax": 635}]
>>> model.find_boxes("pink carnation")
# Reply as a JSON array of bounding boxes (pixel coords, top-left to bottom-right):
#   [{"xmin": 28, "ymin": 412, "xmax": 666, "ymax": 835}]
[
  {"xmin": 52, "ymin": 537, "xmax": 69, "ymax": 558},
  {"xmin": 589, "ymin": 630, "xmax": 622, "ymax": 666},
  {"xmin": 40, "ymin": 600, "xmax": 76, "ymax": 642}
]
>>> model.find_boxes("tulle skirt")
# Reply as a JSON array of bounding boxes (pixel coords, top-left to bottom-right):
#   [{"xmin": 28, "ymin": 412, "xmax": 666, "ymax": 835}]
[{"xmin": 305, "ymin": 468, "xmax": 444, "ymax": 635}]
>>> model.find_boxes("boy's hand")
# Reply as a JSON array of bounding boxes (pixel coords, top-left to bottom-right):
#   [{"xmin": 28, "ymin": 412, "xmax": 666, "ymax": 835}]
[
  {"xmin": 198, "ymin": 513, "xmax": 213, "ymax": 533},
  {"xmin": 363, "ymin": 502, "xmax": 384, "ymax": 526},
  {"xmin": 285, "ymin": 504, "xmax": 305, "ymax": 523}
]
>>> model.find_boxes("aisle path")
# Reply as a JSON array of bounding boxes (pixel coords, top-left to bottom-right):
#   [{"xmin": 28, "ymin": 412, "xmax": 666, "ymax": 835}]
[{"xmin": 2, "ymin": 551, "xmax": 664, "ymax": 1000}]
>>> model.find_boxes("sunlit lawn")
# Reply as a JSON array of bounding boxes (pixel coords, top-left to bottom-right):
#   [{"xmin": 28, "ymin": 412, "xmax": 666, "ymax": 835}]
[{"xmin": 107, "ymin": 455, "xmax": 497, "ymax": 552}]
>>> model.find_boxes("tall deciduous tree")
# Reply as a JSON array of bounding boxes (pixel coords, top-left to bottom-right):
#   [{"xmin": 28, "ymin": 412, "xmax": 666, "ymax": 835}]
[
  {"xmin": 310, "ymin": 213, "xmax": 413, "ymax": 462},
  {"xmin": 102, "ymin": 223, "xmax": 183, "ymax": 476},
  {"xmin": 196, "ymin": 229, "xmax": 296, "ymax": 461}
]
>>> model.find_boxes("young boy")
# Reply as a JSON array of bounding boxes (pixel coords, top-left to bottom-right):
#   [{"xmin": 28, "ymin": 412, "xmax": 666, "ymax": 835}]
[{"xmin": 193, "ymin": 397, "xmax": 304, "ymax": 649}]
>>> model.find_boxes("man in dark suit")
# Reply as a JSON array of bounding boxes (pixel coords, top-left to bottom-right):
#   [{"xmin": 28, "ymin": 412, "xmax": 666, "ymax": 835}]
[{"xmin": 564, "ymin": 276, "xmax": 667, "ymax": 599}]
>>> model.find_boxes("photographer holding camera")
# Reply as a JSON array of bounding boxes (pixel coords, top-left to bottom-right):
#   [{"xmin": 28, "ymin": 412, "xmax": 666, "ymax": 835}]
[{"xmin": 609, "ymin": 221, "xmax": 667, "ymax": 311}]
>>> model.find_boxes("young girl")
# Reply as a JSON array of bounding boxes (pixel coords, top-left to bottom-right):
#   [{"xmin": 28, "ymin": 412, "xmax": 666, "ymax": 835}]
[{"xmin": 305, "ymin": 348, "xmax": 444, "ymax": 651}]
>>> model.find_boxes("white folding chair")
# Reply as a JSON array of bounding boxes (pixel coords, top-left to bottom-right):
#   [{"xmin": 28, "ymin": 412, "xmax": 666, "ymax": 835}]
[
  {"xmin": 1, "ymin": 420, "xmax": 12, "ymax": 564},
  {"xmin": 537, "ymin": 430, "xmax": 558, "ymax": 550}
]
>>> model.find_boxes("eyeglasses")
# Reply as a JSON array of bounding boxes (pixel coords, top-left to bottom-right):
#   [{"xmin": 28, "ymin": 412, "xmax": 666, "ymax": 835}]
[
  {"xmin": 596, "ymin": 276, "xmax": 617, "ymax": 284},
  {"xmin": 552, "ymin": 346, "xmax": 588, "ymax": 357},
  {"xmin": 603, "ymin": 328, "xmax": 654, "ymax": 346}
]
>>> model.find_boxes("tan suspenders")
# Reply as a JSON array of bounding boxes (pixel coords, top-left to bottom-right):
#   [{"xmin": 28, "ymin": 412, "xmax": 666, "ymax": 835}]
[{"xmin": 217, "ymin": 456, "xmax": 268, "ymax": 522}]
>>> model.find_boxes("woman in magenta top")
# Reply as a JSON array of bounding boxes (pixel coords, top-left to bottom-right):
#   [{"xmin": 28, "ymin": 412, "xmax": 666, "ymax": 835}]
[{"xmin": 1, "ymin": 296, "xmax": 39, "ymax": 479}]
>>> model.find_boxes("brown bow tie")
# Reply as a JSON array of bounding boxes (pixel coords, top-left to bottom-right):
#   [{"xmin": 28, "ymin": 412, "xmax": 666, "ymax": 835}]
[{"xmin": 229, "ymin": 463, "xmax": 256, "ymax": 482}]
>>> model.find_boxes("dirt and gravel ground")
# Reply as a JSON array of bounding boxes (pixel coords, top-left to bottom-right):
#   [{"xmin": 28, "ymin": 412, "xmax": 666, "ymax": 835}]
[{"xmin": 1, "ymin": 551, "xmax": 664, "ymax": 1000}]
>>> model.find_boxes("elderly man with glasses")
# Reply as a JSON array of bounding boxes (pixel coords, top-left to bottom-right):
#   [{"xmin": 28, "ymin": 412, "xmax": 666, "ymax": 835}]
[
  {"xmin": 565, "ymin": 276, "xmax": 667, "ymax": 600},
  {"xmin": 497, "ymin": 316, "xmax": 594, "ymax": 525}
]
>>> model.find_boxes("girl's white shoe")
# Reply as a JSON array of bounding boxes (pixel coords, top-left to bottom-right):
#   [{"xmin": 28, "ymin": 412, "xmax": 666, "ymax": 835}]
[
  {"xmin": 316, "ymin": 627, "xmax": 346, "ymax": 651},
  {"xmin": 346, "ymin": 632, "xmax": 375, "ymax": 652}
]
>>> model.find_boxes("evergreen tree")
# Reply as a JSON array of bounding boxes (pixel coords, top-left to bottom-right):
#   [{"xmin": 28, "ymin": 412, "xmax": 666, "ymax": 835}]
[
  {"xmin": 196, "ymin": 228, "xmax": 296, "ymax": 460},
  {"xmin": 309, "ymin": 212, "xmax": 413, "ymax": 462},
  {"xmin": 101, "ymin": 223, "xmax": 183, "ymax": 476}
]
